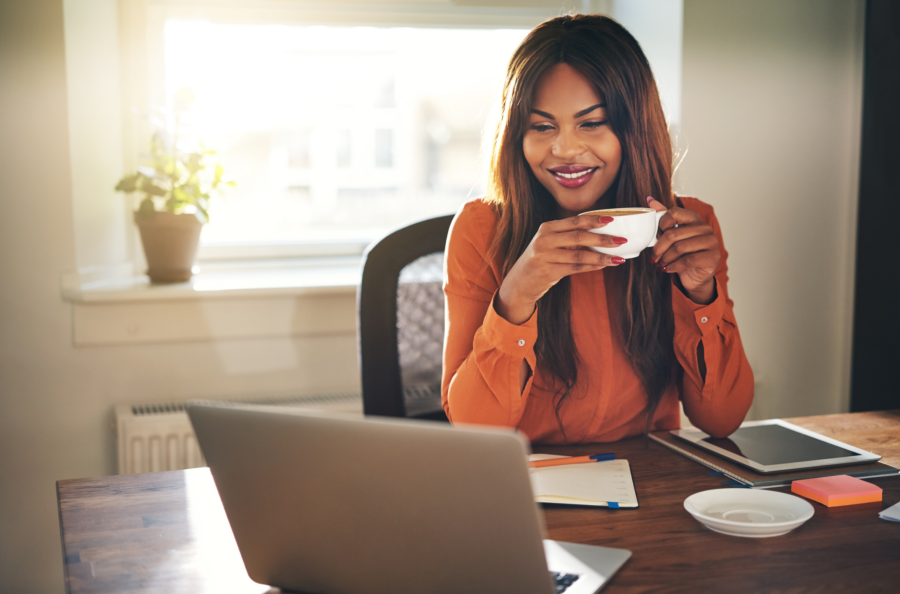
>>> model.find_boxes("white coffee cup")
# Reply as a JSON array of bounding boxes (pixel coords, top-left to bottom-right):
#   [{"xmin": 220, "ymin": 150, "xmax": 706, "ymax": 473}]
[{"xmin": 581, "ymin": 207, "xmax": 665, "ymax": 259}]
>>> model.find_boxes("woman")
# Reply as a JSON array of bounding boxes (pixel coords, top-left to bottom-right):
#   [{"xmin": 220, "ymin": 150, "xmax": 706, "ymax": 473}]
[{"xmin": 441, "ymin": 14, "xmax": 753, "ymax": 444}]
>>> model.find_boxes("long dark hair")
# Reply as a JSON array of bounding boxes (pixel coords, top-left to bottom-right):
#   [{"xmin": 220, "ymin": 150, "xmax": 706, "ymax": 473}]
[{"xmin": 485, "ymin": 14, "xmax": 677, "ymax": 431}]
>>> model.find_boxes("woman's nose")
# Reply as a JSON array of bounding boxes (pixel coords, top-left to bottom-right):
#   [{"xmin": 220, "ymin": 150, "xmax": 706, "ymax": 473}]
[{"xmin": 552, "ymin": 128, "xmax": 584, "ymax": 159}]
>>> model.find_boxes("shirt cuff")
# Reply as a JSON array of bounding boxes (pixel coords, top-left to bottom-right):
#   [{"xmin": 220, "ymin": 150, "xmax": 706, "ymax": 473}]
[
  {"xmin": 482, "ymin": 291, "xmax": 539, "ymax": 357},
  {"xmin": 672, "ymin": 276, "xmax": 725, "ymax": 337}
]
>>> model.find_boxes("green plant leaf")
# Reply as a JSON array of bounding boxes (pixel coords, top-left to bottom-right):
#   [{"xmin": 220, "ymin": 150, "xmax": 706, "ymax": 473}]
[
  {"xmin": 172, "ymin": 186, "xmax": 194, "ymax": 205},
  {"xmin": 180, "ymin": 183, "xmax": 199, "ymax": 198},
  {"xmin": 143, "ymin": 183, "xmax": 168, "ymax": 197},
  {"xmin": 114, "ymin": 173, "xmax": 140, "ymax": 193},
  {"xmin": 185, "ymin": 153, "xmax": 202, "ymax": 173},
  {"xmin": 165, "ymin": 196, "xmax": 181, "ymax": 212}
]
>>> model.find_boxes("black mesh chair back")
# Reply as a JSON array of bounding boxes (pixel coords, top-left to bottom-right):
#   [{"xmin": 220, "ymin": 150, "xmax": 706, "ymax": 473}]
[{"xmin": 358, "ymin": 215, "xmax": 454, "ymax": 421}]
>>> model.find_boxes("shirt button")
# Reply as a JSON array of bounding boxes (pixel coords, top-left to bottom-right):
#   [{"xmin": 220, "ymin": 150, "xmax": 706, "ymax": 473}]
[
  {"xmin": 700, "ymin": 317, "xmax": 709, "ymax": 324},
  {"xmin": 517, "ymin": 339, "xmax": 525, "ymax": 346}
]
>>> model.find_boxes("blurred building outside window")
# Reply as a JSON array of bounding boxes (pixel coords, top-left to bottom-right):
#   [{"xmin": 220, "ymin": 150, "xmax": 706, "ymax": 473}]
[{"xmin": 161, "ymin": 22, "xmax": 530, "ymax": 255}]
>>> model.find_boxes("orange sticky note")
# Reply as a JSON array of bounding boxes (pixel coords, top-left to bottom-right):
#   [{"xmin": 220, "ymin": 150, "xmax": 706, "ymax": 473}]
[{"xmin": 791, "ymin": 475, "xmax": 882, "ymax": 507}]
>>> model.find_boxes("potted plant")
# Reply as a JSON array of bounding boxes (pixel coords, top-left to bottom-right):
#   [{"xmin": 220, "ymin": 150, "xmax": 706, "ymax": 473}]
[{"xmin": 115, "ymin": 88, "xmax": 234, "ymax": 283}]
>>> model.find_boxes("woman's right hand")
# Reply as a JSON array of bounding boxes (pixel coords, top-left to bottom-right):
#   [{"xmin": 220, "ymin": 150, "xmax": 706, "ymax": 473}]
[{"xmin": 495, "ymin": 214, "xmax": 627, "ymax": 325}]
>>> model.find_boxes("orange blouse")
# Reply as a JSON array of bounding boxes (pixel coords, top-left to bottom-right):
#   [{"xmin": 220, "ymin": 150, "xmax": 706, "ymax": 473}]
[{"xmin": 441, "ymin": 197, "xmax": 753, "ymax": 444}]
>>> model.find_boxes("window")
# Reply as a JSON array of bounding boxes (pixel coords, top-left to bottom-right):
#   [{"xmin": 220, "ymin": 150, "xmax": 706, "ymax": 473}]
[{"xmin": 159, "ymin": 20, "xmax": 530, "ymax": 254}]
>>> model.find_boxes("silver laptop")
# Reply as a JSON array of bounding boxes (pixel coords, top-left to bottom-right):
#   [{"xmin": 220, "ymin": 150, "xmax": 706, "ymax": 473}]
[{"xmin": 187, "ymin": 402, "xmax": 631, "ymax": 594}]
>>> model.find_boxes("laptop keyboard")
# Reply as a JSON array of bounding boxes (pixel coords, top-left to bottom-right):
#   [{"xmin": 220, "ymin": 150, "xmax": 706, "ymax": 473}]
[{"xmin": 551, "ymin": 572, "xmax": 581, "ymax": 593}]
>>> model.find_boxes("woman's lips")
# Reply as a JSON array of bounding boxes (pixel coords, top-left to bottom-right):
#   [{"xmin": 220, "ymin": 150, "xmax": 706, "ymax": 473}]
[{"xmin": 548, "ymin": 165, "xmax": 597, "ymax": 189}]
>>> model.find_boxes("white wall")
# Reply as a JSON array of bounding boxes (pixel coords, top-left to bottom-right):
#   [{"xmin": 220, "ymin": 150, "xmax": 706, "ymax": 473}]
[
  {"xmin": 0, "ymin": 0, "xmax": 865, "ymax": 591},
  {"xmin": 65, "ymin": 0, "xmax": 130, "ymax": 271},
  {"xmin": 0, "ymin": 2, "xmax": 359, "ymax": 592},
  {"xmin": 679, "ymin": 0, "xmax": 864, "ymax": 419}
]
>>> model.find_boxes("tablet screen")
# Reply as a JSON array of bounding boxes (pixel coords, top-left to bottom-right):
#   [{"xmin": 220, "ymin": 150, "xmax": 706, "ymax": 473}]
[{"xmin": 702, "ymin": 424, "xmax": 860, "ymax": 465}]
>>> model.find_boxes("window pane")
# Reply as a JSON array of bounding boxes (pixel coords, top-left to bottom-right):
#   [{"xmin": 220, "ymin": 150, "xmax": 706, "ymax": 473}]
[
  {"xmin": 375, "ymin": 129, "xmax": 393, "ymax": 168},
  {"xmin": 336, "ymin": 130, "xmax": 352, "ymax": 169},
  {"xmin": 163, "ymin": 23, "xmax": 528, "ymax": 245}
]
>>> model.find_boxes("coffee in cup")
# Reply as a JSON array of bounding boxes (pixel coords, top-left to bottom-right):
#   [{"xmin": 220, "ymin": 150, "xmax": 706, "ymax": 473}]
[{"xmin": 580, "ymin": 207, "xmax": 665, "ymax": 259}]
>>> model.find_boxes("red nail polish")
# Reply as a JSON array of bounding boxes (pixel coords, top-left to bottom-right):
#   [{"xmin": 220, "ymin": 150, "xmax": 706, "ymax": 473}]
[
  {"xmin": 661, "ymin": 265, "xmax": 668, "ymax": 272},
  {"xmin": 613, "ymin": 237, "xmax": 628, "ymax": 245},
  {"xmin": 599, "ymin": 216, "xmax": 614, "ymax": 224},
  {"xmin": 649, "ymin": 254, "xmax": 658, "ymax": 263},
  {"xmin": 612, "ymin": 256, "xmax": 626, "ymax": 264}
]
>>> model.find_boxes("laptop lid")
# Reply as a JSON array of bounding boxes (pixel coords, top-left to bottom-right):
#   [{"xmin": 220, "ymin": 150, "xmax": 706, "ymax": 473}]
[{"xmin": 188, "ymin": 403, "xmax": 557, "ymax": 594}]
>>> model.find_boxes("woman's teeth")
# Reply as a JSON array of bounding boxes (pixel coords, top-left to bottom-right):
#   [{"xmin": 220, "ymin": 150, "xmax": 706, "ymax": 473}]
[{"xmin": 555, "ymin": 169, "xmax": 594, "ymax": 179}]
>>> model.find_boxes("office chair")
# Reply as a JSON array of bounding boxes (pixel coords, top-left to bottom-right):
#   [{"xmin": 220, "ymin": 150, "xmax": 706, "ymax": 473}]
[{"xmin": 358, "ymin": 214, "xmax": 454, "ymax": 421}]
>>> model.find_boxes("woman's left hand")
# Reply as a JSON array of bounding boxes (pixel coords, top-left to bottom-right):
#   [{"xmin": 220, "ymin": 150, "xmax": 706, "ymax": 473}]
[{"xmin": 647, "ymin": 197, "xmax": 720, "ymax": 305}]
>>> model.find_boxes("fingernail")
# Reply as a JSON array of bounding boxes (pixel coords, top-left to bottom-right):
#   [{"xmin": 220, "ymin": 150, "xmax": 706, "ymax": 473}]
[
  {"xmin": 661, "ymin": 265, "xmax": 669, "ymax": 272},
  {"xmin": 612, "ymin": 257, "xmax": 626, "ymax": 265},
  {"xmin": 613, "ymin": 237, "xmax": 628, "ymax": 245},
  {"xmin": 599, "ymin": 216, "xmax": 614, "ymax": 224},
  {"xmin": 649, "ymin": 254, "xmax": 658, "ymax": 263},
  {"xmin": 647, "ymin": 196, "xmax": 656, "ymax": 203}
]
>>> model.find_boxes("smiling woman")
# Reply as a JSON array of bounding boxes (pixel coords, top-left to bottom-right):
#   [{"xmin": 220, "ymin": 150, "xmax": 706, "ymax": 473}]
[
  {"xmin": 523, "ymin": 64, "xmax": 622, "ymax": 216},
  {"xmin": 441, "ymin": 14, "xmax": 755, "ymax": 445}
]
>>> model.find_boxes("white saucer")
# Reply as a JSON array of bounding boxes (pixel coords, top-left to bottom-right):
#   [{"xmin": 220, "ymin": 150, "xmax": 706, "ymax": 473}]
[{"xmin": 684, "ymin": 489, "xmax": 814, "ymax": 538}]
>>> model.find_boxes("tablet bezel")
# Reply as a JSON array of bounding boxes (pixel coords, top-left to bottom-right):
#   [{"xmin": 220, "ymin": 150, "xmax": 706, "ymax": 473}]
[{"xmin": 670, "ymin": 419, "xmax": 882, "ymax": 474}]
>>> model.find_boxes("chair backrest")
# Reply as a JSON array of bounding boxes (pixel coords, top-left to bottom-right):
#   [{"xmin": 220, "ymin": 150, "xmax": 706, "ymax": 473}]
[{"xmin": 357, "ymin": 214, "xmax": 454, "ymax": 421}]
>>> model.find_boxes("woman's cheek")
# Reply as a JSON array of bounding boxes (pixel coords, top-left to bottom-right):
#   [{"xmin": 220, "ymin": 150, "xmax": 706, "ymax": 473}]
[{"xmin": 522, "ymin": 135, "xmax": 543, "ymax": 171}]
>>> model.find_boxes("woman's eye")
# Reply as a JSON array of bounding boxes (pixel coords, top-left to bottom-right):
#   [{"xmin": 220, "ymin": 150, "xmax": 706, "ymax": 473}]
[
  {"xmin": 530, "ymin": 123, "xmax": 554, "ymax": 133},
  {"xmin": 581, "ymin": 120, "xmax": 607, "ymax": 130}
]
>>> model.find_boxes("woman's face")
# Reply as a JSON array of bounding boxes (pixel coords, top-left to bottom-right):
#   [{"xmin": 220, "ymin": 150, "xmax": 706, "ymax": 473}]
[{"xmin": 522, "ymin": 63, "xmax": 622, "ymax": 218}]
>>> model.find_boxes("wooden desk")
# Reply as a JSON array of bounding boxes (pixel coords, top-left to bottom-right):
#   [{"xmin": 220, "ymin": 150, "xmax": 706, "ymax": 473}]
[{"xmin": 58, "ymin": 411, "xmax": 900, "ymax": 593}]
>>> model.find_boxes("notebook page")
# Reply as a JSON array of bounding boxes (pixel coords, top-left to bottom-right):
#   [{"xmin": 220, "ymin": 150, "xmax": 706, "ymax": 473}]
[{"xmin": 528, "ymin": 456, "xmax": 637, "ymax": 506}]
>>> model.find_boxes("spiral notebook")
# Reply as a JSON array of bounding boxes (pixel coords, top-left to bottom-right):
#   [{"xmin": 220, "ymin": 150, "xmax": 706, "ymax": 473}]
[{"xmin": 528, "ymin": 454, "xmax": 639, "ymax": 508}]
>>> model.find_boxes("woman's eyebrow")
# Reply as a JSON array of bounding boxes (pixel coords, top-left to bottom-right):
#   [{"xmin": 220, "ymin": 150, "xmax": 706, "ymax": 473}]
[
  {"xmin": 530, "ymin": 109, "xmax": 555, "ymax": 119},
  {"xmin": 530, "ymin": 103, "xmax": 606, "ymax": 120},
  {"xmin": 574, "ymin": 103, "xmax": 605, "ymax": 118}
]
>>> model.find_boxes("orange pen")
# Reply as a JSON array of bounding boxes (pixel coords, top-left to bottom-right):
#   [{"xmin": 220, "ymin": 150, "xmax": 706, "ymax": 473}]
[{"xmin": 529, "ymin": 453, "xmax": 615, "ymax": 468}]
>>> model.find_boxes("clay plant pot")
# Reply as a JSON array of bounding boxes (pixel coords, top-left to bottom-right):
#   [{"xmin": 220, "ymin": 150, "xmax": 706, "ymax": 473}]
[{"xmin": 134, "ymin": 211, "xmax": 203, "ymax": 283}]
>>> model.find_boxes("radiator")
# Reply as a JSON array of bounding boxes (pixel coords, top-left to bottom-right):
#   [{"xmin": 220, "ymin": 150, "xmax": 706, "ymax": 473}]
[{"xmin": 115, "ymin": 392, "xmax": 363, "ymax": 475}]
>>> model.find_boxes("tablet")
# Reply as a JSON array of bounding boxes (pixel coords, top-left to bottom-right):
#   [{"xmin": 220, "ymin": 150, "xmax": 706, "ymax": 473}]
[{"xmin": 670, "ymin": 420, "xmax": 881, "ymax": 474}]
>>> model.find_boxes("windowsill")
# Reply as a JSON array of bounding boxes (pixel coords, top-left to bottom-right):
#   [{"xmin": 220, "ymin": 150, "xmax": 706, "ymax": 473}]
[{"xmin": 62, "ymin": 256, "xmax": 362, "ymax": 304}]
